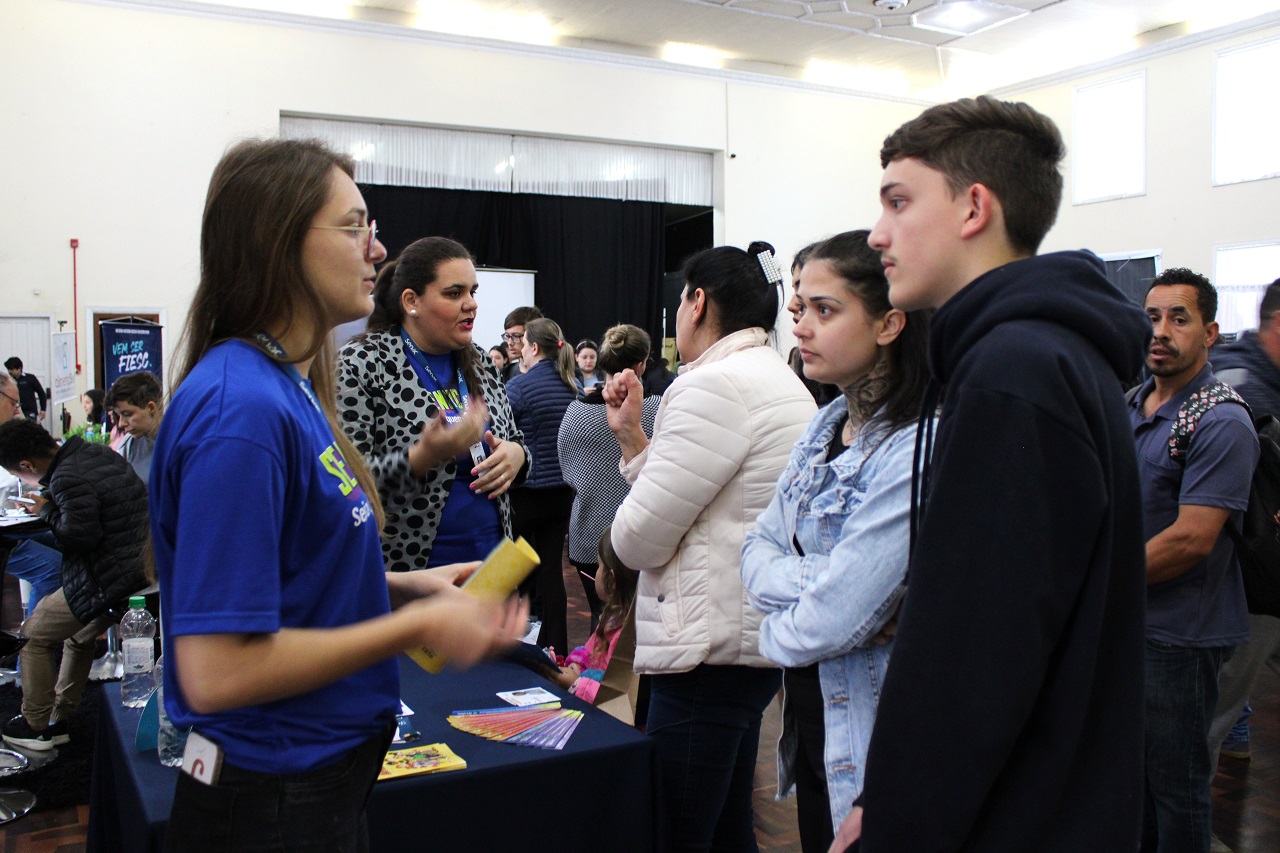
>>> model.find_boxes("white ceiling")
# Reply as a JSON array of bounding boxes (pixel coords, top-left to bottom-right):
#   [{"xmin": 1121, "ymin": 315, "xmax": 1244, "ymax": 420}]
[{"xmin": 142, "ymin": 0, "xmax": 1280, "ymax": 101}]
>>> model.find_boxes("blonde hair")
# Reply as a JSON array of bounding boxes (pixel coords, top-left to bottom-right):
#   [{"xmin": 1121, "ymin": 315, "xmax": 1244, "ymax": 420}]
[{"xmin": 598, "ymin": 324, "xmax": 651, "ymax": 376}]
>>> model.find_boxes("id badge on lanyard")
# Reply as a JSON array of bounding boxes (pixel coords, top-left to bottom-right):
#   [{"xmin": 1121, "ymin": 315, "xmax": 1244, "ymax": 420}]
[{"xmin": 401, "ymin": 331, "xmax": 487, "ymax": 468}]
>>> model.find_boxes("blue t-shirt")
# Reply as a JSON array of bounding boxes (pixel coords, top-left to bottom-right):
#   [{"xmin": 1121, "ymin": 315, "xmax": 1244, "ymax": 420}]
[
  {"xmin": 150, "ymin": 340, "xmax": 399, "ymax": 773},
  {"xmin": 1129, "ymin": 364, "xmax": 1258, "ymax": 647},
  {"xmin": 408, "ymin": 348, "xmax": 501, "ymax": 566}
]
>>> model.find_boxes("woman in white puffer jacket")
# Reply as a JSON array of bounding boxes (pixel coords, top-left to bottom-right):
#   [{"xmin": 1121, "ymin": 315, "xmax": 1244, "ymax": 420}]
[{"xmin": 604, "ymin": 241, "xmax": 816, "ymax": 853}]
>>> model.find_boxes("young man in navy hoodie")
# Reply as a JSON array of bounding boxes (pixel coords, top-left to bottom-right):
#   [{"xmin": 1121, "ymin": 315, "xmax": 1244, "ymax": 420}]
[
  {"xmin": 833, "ymin": 96, "xmax": 1152, "ymax": 852},
  {"xmin": 1206, "ymin": 279, "xmax": 1280, "ymax": 767}
]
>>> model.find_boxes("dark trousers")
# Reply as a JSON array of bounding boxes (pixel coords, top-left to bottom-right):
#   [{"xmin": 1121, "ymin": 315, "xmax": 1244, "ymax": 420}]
[
  {"xmin": 648, "ymin": 664, "xmax": 782, "ymax": 853},
  {"xmin": 786, "ymin": 665, "xmax": 834, "ymax": 853},
  {"xmin": 163, "ymin": 724, "xmax": 394, "ymax": 853},
  {"xmin": 509, "ymin": 485, "xmax": 574, "ymax": 656},
  {"xmin": 1141, "ymin": 639, "xmax": 1229, "ymax": 853}
]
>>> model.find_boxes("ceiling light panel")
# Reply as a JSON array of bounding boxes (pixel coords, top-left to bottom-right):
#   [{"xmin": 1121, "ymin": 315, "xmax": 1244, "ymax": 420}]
[
  {"xmin": 674, "ymin": 0, "xmax": 1050, "ymax": 48},
  {"xmin": 912, "ymin": 1, "xmax": 1029, "ymax": 36}
]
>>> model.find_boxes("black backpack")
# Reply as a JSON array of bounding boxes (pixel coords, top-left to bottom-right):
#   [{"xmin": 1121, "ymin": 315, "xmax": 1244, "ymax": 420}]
[{"xmin": 1165, "ymin": 382, "xmax": 1280, "ymax": 618}]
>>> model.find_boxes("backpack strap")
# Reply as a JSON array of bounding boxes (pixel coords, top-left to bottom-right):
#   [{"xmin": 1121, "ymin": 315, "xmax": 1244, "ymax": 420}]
[{"xmin": 1168, "ymin": 381, "xmax": 1250, "ymax": 463}]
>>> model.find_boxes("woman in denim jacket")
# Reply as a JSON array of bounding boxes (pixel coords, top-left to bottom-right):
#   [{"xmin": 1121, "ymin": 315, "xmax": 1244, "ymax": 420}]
[{"xmin": 741, "ymin": 230, "xmax": 931, "ymax": 851}]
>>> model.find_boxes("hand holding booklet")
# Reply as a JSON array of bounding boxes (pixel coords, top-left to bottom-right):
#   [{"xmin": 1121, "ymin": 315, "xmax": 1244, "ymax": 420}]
[{"xmin": 405, "ymin": 537, "xmax": 539, "ymax": 674}]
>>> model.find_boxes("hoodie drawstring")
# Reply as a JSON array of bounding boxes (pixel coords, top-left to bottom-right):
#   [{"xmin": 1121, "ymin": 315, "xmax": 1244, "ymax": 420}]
[{"xmin": 909, "ymin": 378, "xmax": 944, "ymax": 567}]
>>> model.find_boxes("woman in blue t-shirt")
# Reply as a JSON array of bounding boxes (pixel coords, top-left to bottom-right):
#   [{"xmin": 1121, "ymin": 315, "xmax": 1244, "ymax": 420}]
[
  {"xmin": 338, "ymin": 236, "xmax": 530, "ymax": 571},
  {"xmin": 152, "ymin": 138, "xmax": 527, "ymax": 853}
]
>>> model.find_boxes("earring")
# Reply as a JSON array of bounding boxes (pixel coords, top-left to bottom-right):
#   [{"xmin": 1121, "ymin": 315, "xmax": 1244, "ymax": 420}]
[{"xmin": 409, "ymin": 309, "xmax": 418, "ymax": 316}]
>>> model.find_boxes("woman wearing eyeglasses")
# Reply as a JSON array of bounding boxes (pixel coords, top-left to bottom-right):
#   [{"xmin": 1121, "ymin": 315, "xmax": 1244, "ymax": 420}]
[
  {"xmin": 151, "ymin": 139, "xmax": 526, "ymax": 853},
  {"xmin": 338, "ymin": 237, "xmax": 529, "ymax": 572}
]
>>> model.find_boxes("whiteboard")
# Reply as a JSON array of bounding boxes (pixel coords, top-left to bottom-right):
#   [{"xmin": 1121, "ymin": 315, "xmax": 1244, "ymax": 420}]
[
  {"xmin": 474, "ymin": 268, "xmax": 537, "ymax": 354},
  {"xmin": 332, "ymin": 267, "xmax": 536, "ymax": 355}
]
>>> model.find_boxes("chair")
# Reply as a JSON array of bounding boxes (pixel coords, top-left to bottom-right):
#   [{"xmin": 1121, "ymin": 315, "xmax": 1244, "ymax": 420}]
[{"xmin": 0, "ymin": 630, "xmax": 36, "ymax": 824}]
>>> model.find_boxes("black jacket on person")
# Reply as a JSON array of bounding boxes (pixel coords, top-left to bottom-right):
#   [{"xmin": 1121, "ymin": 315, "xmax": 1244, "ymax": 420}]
[
  {"xmin": 15, "ymin": 373, "xmax": 46, "ymax": 420},
  {"xmin": 1213, "ymin": 331, "xmax": 1280, "ymax": 418},
  {"xmin": 857, "ymin": 251, "xmax": 1151, "ymax": 852},
  {"xmin": 38, "ymin": 436, "xmax": 150, "ymax": 624}
]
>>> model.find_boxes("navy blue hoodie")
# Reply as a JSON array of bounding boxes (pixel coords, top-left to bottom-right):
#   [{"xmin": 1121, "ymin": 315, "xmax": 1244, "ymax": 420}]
[
  {"xmin": 1213, "ymin": 331, "xmax": 1280, "ymax": 418},
  {"xmin": 858, "ymin": 251, "xmax": 1151, "ymax": 852}
]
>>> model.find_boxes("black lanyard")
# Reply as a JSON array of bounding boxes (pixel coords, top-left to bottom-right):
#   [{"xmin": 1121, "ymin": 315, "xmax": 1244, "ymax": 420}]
[{"xmin": 252, "ymin": 332, "xmax": 324, "ymax": 417}]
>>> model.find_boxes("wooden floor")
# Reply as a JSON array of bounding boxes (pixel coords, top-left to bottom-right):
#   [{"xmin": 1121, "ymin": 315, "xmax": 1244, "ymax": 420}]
[{"xmin": 2, "ymin": 564, "xmax": 1277, "ymax": 852}]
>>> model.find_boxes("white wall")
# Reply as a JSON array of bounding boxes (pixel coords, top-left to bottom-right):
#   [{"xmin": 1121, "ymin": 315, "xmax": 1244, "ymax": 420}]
[
  {"xmin": 0, "ymin": 0, "xmax": 920, "ymax": 386},
  {"xmin": 1016, "ymin": 23, "xmax": 1280, "ymax": 283},
  {"xmin": 13, "ymin": 1, "xmax": 1272, "ymax": 385}
]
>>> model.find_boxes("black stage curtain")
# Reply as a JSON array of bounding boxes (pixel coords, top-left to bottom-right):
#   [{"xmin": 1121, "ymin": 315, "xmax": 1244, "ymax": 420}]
[{"xmin": 361, "ymin": 185, "xmax": 665, "ymax": 347}]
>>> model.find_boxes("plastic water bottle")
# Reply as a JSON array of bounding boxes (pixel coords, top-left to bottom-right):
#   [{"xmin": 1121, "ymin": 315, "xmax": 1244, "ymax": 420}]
[
  {"xmin": 120, "ymin": 596, "xmax": 156, "ymax": 708},
  {"xmin": 154, "ymin": 655, "xmax": 187, "ymax": 767}
]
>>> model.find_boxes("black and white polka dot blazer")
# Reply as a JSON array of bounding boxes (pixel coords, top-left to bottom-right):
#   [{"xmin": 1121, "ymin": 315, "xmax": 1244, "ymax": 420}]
[{"xmin": 337, "ymin": 330, "xmax": 528, "ymax": 571}]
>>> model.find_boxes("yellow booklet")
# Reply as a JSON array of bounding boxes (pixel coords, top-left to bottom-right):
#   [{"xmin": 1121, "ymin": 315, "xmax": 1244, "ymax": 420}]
[
  {"xmin": 405, "ymin": 536, "xmax": 539, "ymax": 674},
  {"xmin": 378, "ymin": 742, "xmax": 467, "ymax": 780}
]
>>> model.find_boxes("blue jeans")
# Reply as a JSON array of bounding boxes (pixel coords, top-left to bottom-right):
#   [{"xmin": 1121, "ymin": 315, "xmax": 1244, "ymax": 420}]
[
  {"xmin": 1141, "ymin": 639, "xmax": 1228, "ymax": 853},
  {"xmin": 5, "ymin": 540, "xmax": 62, "ymax": 619},
  {"xmin": 647, "ymin": 664, "xmax": 782, "ymax": 853},
  {"xmin": 163, "ymin": 723, "xmax": 394, "ymax": 853}
]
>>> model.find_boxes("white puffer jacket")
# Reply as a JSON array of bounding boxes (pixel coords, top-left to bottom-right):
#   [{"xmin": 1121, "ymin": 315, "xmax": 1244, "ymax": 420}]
[{"xmin": 612, "ymin": 328, "xmax": 817, "ymax": 674}]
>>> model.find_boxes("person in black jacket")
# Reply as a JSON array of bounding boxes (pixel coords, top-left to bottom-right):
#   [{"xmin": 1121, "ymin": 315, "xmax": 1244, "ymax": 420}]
[
  {"xmin": 0, "ymin": 419, "xmax": 151, "ymax": 751},
  {"xmin": 831, "ymin": 96, "xmax": 1151, "ymax": 852},
  {"xmin": 1203, "ymin": 279, "xmax": 1280, "ymax": 769},
  {"xmin": 4, "ymin": 357, "xmax": 47, "ymax": 423}
]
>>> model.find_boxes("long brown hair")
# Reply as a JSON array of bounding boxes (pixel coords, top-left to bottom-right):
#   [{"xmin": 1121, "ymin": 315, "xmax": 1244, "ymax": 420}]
[
  {"xmin": 805, "ymin": 229, "xmax": 931, "ymax": 442},
  {"xmin": 524, "ymin": 318, "xmax": 577, "ymax": 393},
  {"xmin": 364, "ymin": 236, "xmax": 487, "ymax": 405},
  {"xmin": 595, "ymin": 528, "xmax": 638, "ymax": 653},
  {"xmin": 173, "ymin": 137, "xmax": 383, "ymax": 527}
]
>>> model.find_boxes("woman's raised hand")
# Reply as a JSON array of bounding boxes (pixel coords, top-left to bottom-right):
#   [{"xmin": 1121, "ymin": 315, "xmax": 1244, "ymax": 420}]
[
  {"xmin": 603, "ymin": 369, "xmax": 649, "ymax": 463},
  {"xmin": 407, "ymin": 398, "xmax": 489, "ymax": 476}
]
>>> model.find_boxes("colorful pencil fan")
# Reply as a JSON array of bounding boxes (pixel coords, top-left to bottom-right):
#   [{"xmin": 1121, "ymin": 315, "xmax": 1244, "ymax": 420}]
[{"xmin": 447, "ymin": 702, "xmax": 584, "ymax": 750}]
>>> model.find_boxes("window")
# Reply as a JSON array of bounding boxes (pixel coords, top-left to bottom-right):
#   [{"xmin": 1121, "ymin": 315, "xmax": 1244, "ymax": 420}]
[
  {"xmin": 1072, "ymin": 72, "xmax": 1146, "ymax": 204},
  {"xmin": 1214, "ymin": 37, "xmax": 1280, "ymax": 186},
  {"xmin": 1215, "ymin": 241, "xmax": 1280, "ymax": 334}
]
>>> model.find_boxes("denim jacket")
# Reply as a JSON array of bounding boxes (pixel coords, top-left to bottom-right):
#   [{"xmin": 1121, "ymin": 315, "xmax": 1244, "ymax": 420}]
[{"xmin": 741, "ymin": 397, "xmax": 917, "ymax": 829}]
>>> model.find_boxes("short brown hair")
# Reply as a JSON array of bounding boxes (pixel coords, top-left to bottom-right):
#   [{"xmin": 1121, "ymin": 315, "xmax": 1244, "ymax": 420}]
[
  {"xmin": 105, "ymin": 371, "xmax": 163, "ymax": 410},
  {"xmin": 881, "ymin": 96, "xmax": 1065, "ymax": 255},
  {"xmin": 503, "ymin": 306, "xmax": 543, "ymax": 330}
]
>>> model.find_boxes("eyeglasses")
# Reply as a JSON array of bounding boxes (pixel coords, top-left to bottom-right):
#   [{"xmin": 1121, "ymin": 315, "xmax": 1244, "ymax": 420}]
[
  {"xmin": 503, "ymin": 332, "xmax": 524, "ymax": 345},
  {"xmin": 311, "ymin": 220, "xmax": 378, "ymax": 260},
  {"xmin": 0, "ymin": 389, "xmax": 18, "ymax": 409}
]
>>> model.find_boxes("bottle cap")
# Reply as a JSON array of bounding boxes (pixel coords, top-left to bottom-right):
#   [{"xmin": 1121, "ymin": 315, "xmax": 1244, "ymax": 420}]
[{"xmin": 129, "ymin": 595, "xmax": 146, "ymax": 609}]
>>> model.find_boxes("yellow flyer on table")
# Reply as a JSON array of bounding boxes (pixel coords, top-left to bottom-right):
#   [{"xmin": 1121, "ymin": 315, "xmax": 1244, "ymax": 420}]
[
  {"xmin": 378, "ymin": 742, "xmax": 467, "ymax": 780},
  {"xmin": 405, "ymin": 536, "xmax": 539, "ymax": 674}
]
